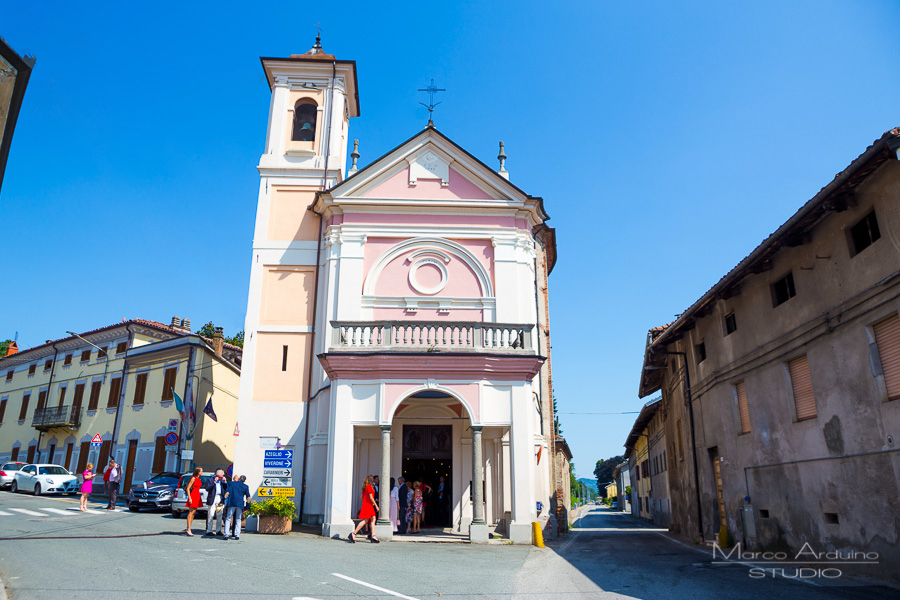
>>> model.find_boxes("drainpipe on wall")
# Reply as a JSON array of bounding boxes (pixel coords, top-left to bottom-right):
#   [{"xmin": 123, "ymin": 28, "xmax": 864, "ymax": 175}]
[
  {"xmin": 109, "ymin": 324, "xmax": 134, "ymax": 460},
  {"xmin": 650, "ymin": 347, "xmax": 704, "ymax": 541},
  {"xmin": 298, "ymin": 60, "xmax": 336, "ymax": 524},
  {"xmin": 35, "ymin": 342, "xmax": 60, "ymax": 462}
]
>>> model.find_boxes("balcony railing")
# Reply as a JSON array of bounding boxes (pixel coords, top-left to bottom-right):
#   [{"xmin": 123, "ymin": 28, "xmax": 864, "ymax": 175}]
[
  {"xmin": 32, "ymin": 405, "xmax": 83, "ymax": 431},
  {"xmin": 331, "ymin": 321, "xmax": 535, "ymax": 353}
]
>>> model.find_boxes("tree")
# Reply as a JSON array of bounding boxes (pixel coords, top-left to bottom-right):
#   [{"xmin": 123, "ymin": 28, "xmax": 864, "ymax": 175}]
[
  {"xmin": 196, "ymin": 322, "xmax": 244, "ymax": 348},
  {"xmin": 0, "ymin": 339, "xmax": 13, "ymax": 356},
  {"xmin": 594, "ymin": 455, "xmax": 624, "ymax": 498}
]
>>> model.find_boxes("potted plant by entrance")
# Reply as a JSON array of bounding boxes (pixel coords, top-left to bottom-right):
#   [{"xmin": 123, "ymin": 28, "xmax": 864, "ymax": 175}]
[{"xmin": 246, "ymin": 496, "xmax": 296, "ymax": 534}]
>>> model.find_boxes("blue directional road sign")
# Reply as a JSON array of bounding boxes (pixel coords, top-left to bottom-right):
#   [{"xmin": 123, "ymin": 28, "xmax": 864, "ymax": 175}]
[
  {"xmin": 263, "ymin": 450, "xmax": 293, "ymax": 459},
  {"xmin": 263, "ymin": 458, "xmax": 293, "ymax": 468}
]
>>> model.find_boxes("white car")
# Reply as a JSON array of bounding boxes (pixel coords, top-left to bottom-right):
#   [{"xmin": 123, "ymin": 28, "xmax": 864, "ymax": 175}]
[
  {"xmin": 11, "ymin": 464, "xmax": 79, "ymax": 495},
  {"xmin": 0, "ymin": 462, "xmax": 27, "ymax": 488}
]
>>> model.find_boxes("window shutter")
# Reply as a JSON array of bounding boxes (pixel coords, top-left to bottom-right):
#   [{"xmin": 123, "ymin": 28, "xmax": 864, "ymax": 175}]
[
  {"xmin": 788, "ymin": 355, "xmax": 817, "ymax": 420},
  {"xmin": 89, "ymin": 382, "xmax": 101, "ymax": 411},
  {"xmin": 107, "ymin": 378, "xmax": 122, "ymax": 408},
  {"xmin": 77, "ymin": 442, "xmax": 90, "ymax": 473},
  {"xmin": 152, "ymin": 435, "xmax": 167, "ymax": 472},
  {"xmin": 736, "ymin": 381, "xmax": 751, "ymax": 434},
  {"xmin": 133, "ymin": 373, "xmax": 147, "ymax": 406},
  {"xmin": 19, "ymin": 394, "xmax": 30, "ymax": 421},
  {"xmin": 37, "ymin": 390, "xmax": 47, "ymax": 411},
  {"xmin": 0, "ymin": 399, "xmax": 6, "ymax": 422},
  {"xmin": 874, "ymin": 315, "xmax": 900, "ymax": 401},
  {"xmin": 73, "ymin": 384, "xmax": 85, "ymax": 409}
]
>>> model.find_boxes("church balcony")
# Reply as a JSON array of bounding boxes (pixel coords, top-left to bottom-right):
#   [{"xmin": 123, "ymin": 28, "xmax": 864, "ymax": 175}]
[
  {"xmin": 32, "ymin": 405, "xmax": 83, "ymax": 431},
  {"xmin": 330, "ymin": 321, "xmax": 536, "ymax": 354}
]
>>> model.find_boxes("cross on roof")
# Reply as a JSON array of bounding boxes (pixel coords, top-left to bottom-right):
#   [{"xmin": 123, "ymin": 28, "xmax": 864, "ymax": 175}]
[{"xmin": 418, "ymin": 78, "xmax": 446, "ymax": 126}]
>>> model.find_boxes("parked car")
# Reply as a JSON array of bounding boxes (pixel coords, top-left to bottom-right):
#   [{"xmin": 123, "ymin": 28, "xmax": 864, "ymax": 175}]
[
  {"xmin": 11, "ymin": 464, "xmax": 78, "ymax": 495},
  {"xmin": 170, "ymin": 472, "xmax": 213, "ymax": 518},
  {"xmin": 126, "ymin": 471, "xmax": 183, "ymax": 512},
  {"xmin": 0, "ymin": 462, "xmax": 26, "ymax": 489}
]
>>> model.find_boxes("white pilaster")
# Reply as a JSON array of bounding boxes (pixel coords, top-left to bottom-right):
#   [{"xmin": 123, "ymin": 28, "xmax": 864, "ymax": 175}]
[
  {"xmin": 323, "ymin": 383, "xmax": 354, "ymax": 538},
  {"xmin": 508, "ymin": 383, "xmax": 535, "ymax": 543}
]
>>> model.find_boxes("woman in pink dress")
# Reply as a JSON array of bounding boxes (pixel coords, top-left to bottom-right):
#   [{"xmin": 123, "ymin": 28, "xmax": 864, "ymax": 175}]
[{"xmin": 79, "ymin": 463, "xmax": 95, "ymax": 511}]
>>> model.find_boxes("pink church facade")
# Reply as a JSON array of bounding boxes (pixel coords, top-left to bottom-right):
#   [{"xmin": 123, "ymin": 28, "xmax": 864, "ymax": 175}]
[{"xmin": 234, "ymin": 39, "xmax": 560, "ymax": 543}]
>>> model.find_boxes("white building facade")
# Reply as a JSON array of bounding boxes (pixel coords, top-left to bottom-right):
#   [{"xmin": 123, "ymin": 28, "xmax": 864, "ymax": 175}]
[{"xmin": 234, "ymin": 39, "xmax": 559, "ymax": 543}]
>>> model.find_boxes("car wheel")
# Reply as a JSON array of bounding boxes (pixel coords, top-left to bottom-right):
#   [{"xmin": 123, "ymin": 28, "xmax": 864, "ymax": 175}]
[
  {"xmin": 172, "ymin": 509, "xmax": 183, "ymax": 518},
  {"xmin": 10, "ymin": 481, "xmax": 18, "ymax": 493},
  {"xmin": 33, "ymin": 483, "xmax": 41, "ymax": 496}
]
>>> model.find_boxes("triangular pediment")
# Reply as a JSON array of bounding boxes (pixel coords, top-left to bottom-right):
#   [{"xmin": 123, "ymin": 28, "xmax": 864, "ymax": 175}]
[{"xmin": 325, "ymin": 127, "xmax": 530, "ymax": 206}]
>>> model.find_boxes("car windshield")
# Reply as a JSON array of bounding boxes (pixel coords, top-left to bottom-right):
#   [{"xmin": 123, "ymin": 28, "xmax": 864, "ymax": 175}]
[
  {"xmin": 2, "ymin": 463, "xmax": 25, "ymax": 470},
  {"xmin": 38, "ymin": 466, "xmax": 69, "ymax": 475},
  {"xmin": 145, "ymin": 474, "xmax": 180, "ymax": 485}
]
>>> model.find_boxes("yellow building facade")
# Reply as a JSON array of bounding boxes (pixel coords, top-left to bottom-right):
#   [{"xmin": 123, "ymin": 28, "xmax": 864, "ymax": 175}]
[{"xmin": 0, "ymin": 318, "xmax": 241, "ymax": 493}]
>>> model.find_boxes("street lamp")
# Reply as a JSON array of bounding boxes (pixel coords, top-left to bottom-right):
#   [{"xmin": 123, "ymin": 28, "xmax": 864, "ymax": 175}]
[{"xmin": 66, "ymin": 331, "xmax": 110, "ymax": 383}]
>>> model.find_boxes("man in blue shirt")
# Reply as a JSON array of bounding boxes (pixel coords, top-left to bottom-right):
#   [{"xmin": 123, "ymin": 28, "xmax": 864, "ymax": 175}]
[{"xmin": 223, "ymin": 474, "xmax": 251, "ymax": 540}]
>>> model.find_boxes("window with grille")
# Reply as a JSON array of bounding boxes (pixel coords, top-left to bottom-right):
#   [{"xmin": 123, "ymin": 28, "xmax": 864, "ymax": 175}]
[
  {"xmin": 133, "ymin": 373, "xmax": 147, "ymax": 406},
  {"xmin": 736, "ymin": 381, "xmax": 750, "ymax": 434},
  {"xmin": 788, "ymin": 355, "xmax": 817, "ymax": 421},
  {"xmin": 874, "ymin": 315, "xmax": 900, "ymax": 401}
]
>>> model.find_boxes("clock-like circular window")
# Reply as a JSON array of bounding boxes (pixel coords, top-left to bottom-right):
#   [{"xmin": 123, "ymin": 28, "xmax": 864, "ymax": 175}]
[{"xmin": 409, "ymin": 257, "xmax": 448, "ymax": 295}]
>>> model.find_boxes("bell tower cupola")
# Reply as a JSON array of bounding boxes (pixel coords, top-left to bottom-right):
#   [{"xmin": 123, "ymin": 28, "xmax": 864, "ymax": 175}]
[{"xmin": 259, "ymin": 36, "xmax": 360, "ymax": 187}]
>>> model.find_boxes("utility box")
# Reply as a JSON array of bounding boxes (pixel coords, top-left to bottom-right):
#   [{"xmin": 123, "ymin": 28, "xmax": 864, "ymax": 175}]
[{"xmin": 742, "ymin": 505, "xmax": 757, "ymax": 543}]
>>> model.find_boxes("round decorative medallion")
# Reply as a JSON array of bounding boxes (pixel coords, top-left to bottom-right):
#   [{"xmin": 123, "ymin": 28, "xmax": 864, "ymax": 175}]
[{"xmin": 409, "ymin": 257, "xmax": 448, "ymax": 295}]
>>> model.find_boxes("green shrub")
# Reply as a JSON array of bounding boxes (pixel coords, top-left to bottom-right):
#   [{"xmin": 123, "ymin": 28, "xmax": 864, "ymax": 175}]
[{"xmin": 246, "ymin": 496, "xmax": 296, "ymax": 518}]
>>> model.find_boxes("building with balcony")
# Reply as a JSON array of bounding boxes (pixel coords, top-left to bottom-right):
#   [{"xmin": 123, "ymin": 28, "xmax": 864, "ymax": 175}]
[
  {"xmin": 233, "ymin": 37, "xmax": 561, "ymax": 543},
  {"xmin": 0, "ymin": 318, "xmax": 241, "ymax": 495}
]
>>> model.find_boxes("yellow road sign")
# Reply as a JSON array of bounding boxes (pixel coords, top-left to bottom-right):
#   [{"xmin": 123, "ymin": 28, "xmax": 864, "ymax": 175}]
[{"xmin": 258, "ymin": 487, "xmax": 295, "ymax": 497}]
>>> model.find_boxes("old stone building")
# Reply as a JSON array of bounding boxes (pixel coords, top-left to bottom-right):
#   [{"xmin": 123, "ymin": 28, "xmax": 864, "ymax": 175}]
[{"xmin": 638, "ymin": 129, "xmax": 900, "ymax": 579}]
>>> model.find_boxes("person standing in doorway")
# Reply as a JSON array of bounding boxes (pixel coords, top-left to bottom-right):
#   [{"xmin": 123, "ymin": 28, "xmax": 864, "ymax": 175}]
[
  {"xmin": 411, "ymin": 481, "xmax": 423, "ymax": 533},
  {"xmin": 105, "ymin": 460, "xmax": 122, "ymax": 510},
  {"xmin": 223, "ymin": 474, "xmax": 251, "ymax": 541},
  {"xmin": 184, "ymin": 467, "xmax": 203, "ymax": 536},
  {"xmin": 204, "ymin": 469, "xmax": 227, "ymax": 537},
  {"xmin": 406, "ymin": 480, "xmax": 414, "ymax": 533},
  {"xmin": 79, "ymin": 463, "xmax": 95, "ymax": 511},
  {"xmin": 436, "ymin": 475, "xmax": 449, "ymax": 527},
  {"xmin": 396, "ymin": 477, "xmax": 407, "ymax": 534},
  {"xmin": 388, "ymin": 477, "xmax": 399, "ymax": 533},
  {"xmin": 348, "ymin": 475, "xmax": 379, "ymax": 543}
]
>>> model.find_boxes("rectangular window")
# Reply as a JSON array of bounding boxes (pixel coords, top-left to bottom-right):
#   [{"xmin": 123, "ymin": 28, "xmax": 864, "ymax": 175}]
[
  {"xmin": 676, "ymin": 419, "xmax": 683, "ymax": 459},
  {"xmin": 73, "ymin": 383, "xmax": 85, "ymax": 410},
  {"xmin": 58, "ymin": 386, "xmax": 67, "ymax": 407},
  {"xmin": 771, "ymin": 272, "xmax": 796, "ymax": 307},
  {"xmin": 849, "ymin": 210, "xmax": 881, "ymax": 256},
  {"xmin": 0, "ymin": 399, "xmax": 6, "ymax": 423},
  {"xmin": 133, "ymin": 373, "xmax": 148, "ymax": 406},
  {"xmin": 152, "ymin": 436, "xmax": 167, "ymax": 472},
  {"xmin": 28, "ymin": 364, "xmax": 36, "ymax": 376},
  {"xmin": 98, "ymin": 346, "xmax": 108, "ymax": 360},
  {"xmin": 107, "ymin": 378, "xmax": 122, "ymax": 408},
  {"xmin": 88, "ymin": 381, "xmax": 102, "ymax": 411},
  {"xmin": 19, "ymin": 393, "xmax": 30, "ymax": 420},
  {"xmin": 161, "ymin": 367, "xmax": 177, "ymax": 401},
  {"xmin": 695, "ymin": 342, "xmax": 706, "ymax": 363},
  {"xmin": 64, "ymin": 354, "xmax": 73, "ymax": 366},
  {"xmin": 76, "ymin": 441, "xmax": 90, "ymax": 473},
  {"xmin": 736, "ymin": 381, "xmax": 751, "ymax": 434},
  {"xmin": 44, "ymin": 359, "xmax": 52, "ymax": 371},
  {"xmin": 11, "ymin": 447, "xmax": 19, "ymax": 461},
  {"xmin": 788, "ymin": 355, "xmax": 817, "ymax": 420},
  {"xmin": 874, "ymin": 314, "xmax": 900, "ymax": 401},
  {"xmin": 724, "ymin": 312, "xmax": 737, "ymax": 336},
  {"xmin": 5, "ymin": 370, "xmax": 11, "ymax": 381},
  {"xmin": 116, "ymin": 342, "xmax": 127, "ymax": 355},
  {"xmin": 80, "ymin": 350, "xmax": 91, "ymax": 363},
  {"xmin": 37, "ymin": 390, "xmax": 47, "ymax": 411},
  {"xmin": 282, "ymin": 345, "xmax": 289, "ymax": 371}
]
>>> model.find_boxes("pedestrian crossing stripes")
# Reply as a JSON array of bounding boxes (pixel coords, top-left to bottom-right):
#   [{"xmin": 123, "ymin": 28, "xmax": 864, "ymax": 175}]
[{"xmin": 1, "ymin": 507, "xmax": 121, "ymax": 517}]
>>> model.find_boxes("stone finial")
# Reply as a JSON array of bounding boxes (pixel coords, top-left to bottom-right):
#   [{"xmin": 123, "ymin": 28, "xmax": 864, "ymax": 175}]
[
  {"xmin": 498, "ymin": 141, "xmax": 509, "ymax": 180},
  {"xmin": 349, "ymin": 139, "xmax": 360, "ymax": 175}
]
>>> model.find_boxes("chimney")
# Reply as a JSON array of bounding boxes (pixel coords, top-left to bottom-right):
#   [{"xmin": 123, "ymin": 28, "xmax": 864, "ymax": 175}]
[
  {"xmin": 4, "ymin": 341, "xmax": 18, "ymax": 357},
  {"xmin": 171, "ymin": 315, "xmax": 181, "ymax": 328},
  {"xmin": 213, "ymin": 326, "xmax": 225, "ymax": 357},
  {"xmin": 181, "ymin": 318, "xmax": 191, "ymax": 332}
]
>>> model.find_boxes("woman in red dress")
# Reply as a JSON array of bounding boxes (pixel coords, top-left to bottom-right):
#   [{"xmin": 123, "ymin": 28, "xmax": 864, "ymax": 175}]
[
  {"xmin": 185, "ymin": 467, "xmax": 204, "ymax": 537},
  {"xmin": 349, "ymin": 474, "xmax": 380, "ymax": 543}
]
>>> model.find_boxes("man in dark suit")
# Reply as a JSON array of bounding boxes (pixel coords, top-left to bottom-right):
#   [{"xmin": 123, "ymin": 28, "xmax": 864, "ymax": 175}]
[{"xmin": 396, "ymin": 477, "xmax": 407, "ymax": 534}]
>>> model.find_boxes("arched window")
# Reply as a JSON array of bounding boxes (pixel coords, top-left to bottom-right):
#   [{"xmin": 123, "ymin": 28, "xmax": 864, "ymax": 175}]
[{"xmin": 292, "ymin": 100, "xmax": 317, "ymax": 142}]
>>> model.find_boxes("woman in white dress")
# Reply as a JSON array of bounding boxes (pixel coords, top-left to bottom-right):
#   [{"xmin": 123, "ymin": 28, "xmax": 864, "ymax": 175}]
[{"xmin": 389, "ymin": 477, "xmax": 399, "ymax": 532}]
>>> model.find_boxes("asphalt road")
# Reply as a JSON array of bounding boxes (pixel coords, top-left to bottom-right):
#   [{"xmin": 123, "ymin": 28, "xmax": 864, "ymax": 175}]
[{"xmin": 0, "ymin": 493, "xmax": 896, "ymax": 600}]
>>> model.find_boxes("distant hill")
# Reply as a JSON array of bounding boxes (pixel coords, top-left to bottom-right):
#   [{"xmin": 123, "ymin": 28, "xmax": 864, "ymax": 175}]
[{"xmin": 577, "ymin": 478, "xmax": 598, "ymax": 492}]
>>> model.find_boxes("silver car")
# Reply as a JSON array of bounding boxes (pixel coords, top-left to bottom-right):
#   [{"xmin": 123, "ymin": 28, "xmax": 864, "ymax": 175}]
[
  {"xmin": 0, "ymin": 462, "xmax": 26, "ymax": 488},
  {"xmin": 170, "ymin": 473, "xmax": 212, "ymax": 518}
]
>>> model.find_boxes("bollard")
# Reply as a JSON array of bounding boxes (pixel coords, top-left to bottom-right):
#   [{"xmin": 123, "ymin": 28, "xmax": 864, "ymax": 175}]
[{"xmin": 532, "ymin": 521, "xmax": 545, "ymax": 547}]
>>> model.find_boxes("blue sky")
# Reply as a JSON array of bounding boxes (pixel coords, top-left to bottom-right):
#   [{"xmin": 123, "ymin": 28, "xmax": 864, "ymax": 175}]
[{"xmin": 3, "ymin": 1, "xmax": 900, "ymax": 479}]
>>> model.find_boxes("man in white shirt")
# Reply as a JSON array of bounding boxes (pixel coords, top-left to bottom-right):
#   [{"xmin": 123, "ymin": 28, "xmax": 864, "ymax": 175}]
[
  {"xmin": 105, "ymin": 460, "xmax": 122, "ymax": 510},
  {"xmin": 204, "ymin": 469, "xmax": 227, "ymax": 536}
]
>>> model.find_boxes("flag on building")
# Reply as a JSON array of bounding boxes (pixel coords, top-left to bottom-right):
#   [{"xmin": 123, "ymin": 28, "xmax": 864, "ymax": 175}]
[
  {"xmin": 203, "ymin": 395, "xmax": 218, "ymax": 422},
  {"xmin": 172, "ymin": 388, "xmax": 184, "ymax": 413}
]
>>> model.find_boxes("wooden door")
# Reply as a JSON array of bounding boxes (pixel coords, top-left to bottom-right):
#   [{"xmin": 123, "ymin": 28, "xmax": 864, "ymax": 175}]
[
  {"xmin": 97, "ymin": 440, "xmax": 111, "ymax": 470},
  {"xmin": 64, "ymin": 443, "xmax": 74, "ymax": 470},
  {"xmin": 123, "ymin": 439, "xmax": 138, "ymax": 494},
  {"xmin": 26, "ymin": 445, "xmax": 35, "ymax": 463},
  {"xmin": 76, "ymin": 441, "xmax": 90, "ymax": 473},
  {"xmin": 48, "ymin": 444, "xmax": 56, "ymax": 464}
]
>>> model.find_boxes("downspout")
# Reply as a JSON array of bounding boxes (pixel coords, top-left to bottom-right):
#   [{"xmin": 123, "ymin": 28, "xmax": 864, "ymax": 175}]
[
  {"xmin": 299, "ymin": 59, "xmax": 336, "ymax": 523},
  {"xmin": 651, "ymin": 347, "xmax": 704, "ymax": 541},
  {"xmin": 109, "ymin": 324, "xmax": 134, "ymax": 459},
  {"xmin": 36, "ymin": 342, "xmax": 60, "ymax": 461}
]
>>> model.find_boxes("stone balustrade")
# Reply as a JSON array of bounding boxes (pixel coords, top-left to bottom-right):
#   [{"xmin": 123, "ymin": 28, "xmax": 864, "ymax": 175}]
[{"xmin": 331, "ymin": 321, "xmax": 535, "ymax": 353}]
